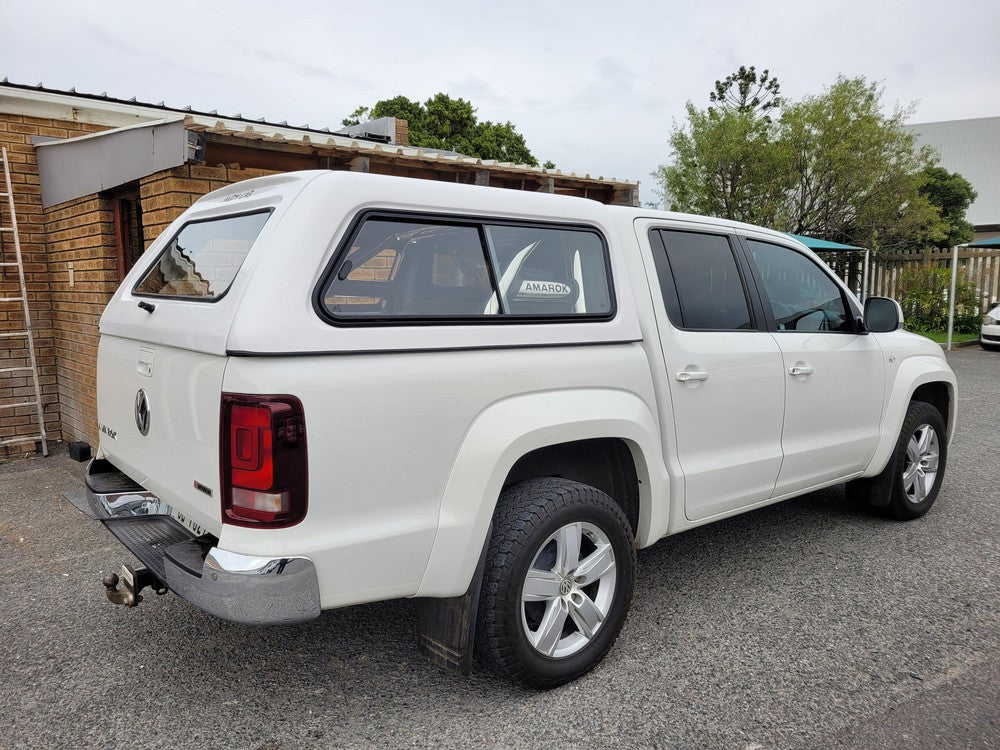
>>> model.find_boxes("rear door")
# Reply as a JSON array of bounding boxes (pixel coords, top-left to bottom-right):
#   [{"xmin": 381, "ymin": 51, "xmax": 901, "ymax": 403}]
[
  {"xmin": 646, "ymin": 228, "xmax": 785, "ymax": 521},
  {"xmin": 741, "ymin": 237, "xmax": 884, "ymax": 495},
  {"xmin": 97, "ymin": 209, "xmax": 275, "ymax": 536}
]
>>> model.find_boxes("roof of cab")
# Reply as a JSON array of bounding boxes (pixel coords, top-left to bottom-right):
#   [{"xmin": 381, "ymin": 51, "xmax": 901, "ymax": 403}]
[{"xmin": 195, "ymin": 170, "xmax": 803, "ymax": 252}]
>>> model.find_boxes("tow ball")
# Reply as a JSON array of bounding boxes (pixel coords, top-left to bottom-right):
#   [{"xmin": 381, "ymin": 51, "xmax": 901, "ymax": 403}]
[{"xmin": 102, "ymin": 564, "xmax": 168, "ymax": 607}]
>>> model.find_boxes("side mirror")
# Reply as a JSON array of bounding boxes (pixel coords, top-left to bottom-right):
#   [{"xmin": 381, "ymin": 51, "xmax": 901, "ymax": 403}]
[{"xmin": 864, "ymin": 296, "xmax": 904, "ymax": 333}]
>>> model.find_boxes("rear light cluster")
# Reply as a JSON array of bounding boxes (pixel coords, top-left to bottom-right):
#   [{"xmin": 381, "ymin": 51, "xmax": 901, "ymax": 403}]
[{"xmin": 221, "ymin": 394, "xmax": 308, "ymax": 528}]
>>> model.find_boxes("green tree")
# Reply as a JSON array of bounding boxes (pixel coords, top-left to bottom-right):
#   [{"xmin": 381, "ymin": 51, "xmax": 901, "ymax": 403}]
[
  {"xmin": 709, "ymin": 65, "xmax": 782, "ymax": 116},
  {"xmin": 655, "ymin": 67, "xmax": 792, "ymax": 225},
  {"xmin": 918, "ymin": 166, "xmax": 977, "ymax": 248},
  {"xmin": 656, "ymin": 72, "xmax": 949, "ymax": 253},
  {"xmin": 776, "ymin": 77, "xmax": 939, "ymax": 252},
  {"xmin": 341, "ymin": 105, "xmax": 372, "ymax": 127},
  {"xmin": 342, "ymin": 93, "xmax": 542, "ymax": 166}
]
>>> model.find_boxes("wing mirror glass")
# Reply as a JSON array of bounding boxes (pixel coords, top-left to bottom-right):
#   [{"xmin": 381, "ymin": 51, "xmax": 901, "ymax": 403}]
[{"xmin": 864, "ymin": 296, "xmax": 904, "ymax": 333}]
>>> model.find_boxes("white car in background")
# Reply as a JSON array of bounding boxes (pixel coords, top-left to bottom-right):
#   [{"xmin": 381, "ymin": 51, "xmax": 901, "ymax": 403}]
[{"xmin": 983, "ymin": 302, "xmax": 1000, "ymax": 351}]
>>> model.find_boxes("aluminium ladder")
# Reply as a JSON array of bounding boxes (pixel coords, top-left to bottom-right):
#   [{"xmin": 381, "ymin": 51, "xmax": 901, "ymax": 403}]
[{"xmin": 0, "ymin": 146, "xmax": 48, "ymax": 456}]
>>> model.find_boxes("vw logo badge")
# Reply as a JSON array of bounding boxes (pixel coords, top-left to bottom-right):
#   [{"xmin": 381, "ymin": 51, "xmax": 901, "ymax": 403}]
[{"xmin": 134, "ymin": 389, "xmax": 151, "ymax": 436}]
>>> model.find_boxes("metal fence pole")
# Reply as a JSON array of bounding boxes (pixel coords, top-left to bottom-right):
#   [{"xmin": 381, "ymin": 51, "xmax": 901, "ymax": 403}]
[
  {"xmin": 862, "ymin": 249, "xmax": 870, "ymax": 302},
  {"xmin": 946, "ymin": 245, "xmax": 958, "ymax": 351}
]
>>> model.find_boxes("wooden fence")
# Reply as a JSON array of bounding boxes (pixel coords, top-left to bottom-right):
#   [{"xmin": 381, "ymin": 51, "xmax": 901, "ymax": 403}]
[{"xmin": 821, "ymin": 248, "xmax": 1000, "ymax": 312}]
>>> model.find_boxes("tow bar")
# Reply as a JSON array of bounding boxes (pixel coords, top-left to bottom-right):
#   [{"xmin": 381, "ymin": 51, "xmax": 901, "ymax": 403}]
[{"xmin": 102, "ymin": 564, "xmax": 168, "ymax": 607}]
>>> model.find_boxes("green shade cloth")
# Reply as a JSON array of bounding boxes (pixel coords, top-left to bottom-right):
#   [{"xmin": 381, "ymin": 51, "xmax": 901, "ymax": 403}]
[
  {"xmin": 784, "ymin": 232, "xmax": 865, "ymax": 252},
  {"xmin": 968, "ymin": 236, "xmax": 1000, "ymax": 248}
]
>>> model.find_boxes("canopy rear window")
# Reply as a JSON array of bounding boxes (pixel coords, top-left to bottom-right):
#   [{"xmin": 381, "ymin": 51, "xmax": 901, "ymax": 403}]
[
  {"xmin": 133, "ymin": 210, "xmax": 271, "ymax": 300},
  {"xmin": 316, "ymin": 213, "xmax": 614, "ymax": 324}
]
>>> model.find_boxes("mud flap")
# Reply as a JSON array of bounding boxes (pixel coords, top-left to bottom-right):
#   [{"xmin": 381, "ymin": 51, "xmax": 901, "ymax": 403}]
[{"xmin": 415, "ymin": 523, "xmax": 492, "ymax": 675}]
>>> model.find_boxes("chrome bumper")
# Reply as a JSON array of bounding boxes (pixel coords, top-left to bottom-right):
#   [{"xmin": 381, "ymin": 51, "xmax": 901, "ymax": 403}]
[
  {"xmin": 163, "ymin": 545, "xmax": 321, "ymax": 626},
  {"xmin": 86, "ymin": 459, "xmax": 320, "ymax": 626}
]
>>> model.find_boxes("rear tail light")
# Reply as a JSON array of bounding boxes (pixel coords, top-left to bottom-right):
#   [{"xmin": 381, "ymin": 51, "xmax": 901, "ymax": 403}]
[{"xmin": 221, "ymin": 394, "xmax": 307, "ymax": 528}]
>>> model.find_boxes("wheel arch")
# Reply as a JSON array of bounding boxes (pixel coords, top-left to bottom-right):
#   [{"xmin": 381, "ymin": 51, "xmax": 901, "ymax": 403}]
[
  {"xmin": 503, "ymin": 437, "xmax": 642, "ymax": 536},
  {"xmin": 415, "ymin": 388, "xmax": 663, "ymax": 598},
  {"xmin": 863, "ymin": 357, "xmax": 956, "ymax": 478}
]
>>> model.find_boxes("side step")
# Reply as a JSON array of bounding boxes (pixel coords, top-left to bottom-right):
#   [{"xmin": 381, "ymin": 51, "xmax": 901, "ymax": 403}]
[
  {"xmin": 102, "ymin": 515, "xmax": 194, "ymax": 582},
  {"xmin": 85, "ymin": 458, "xmax": 145, "ymax": 494}
]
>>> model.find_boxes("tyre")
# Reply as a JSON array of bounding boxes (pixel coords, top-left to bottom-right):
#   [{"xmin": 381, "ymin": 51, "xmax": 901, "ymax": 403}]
[
  {"xmin": 846, "ymin": 400, "xmax": 947, "ymax": 520},
  {"xmin": 981, "ymin": 342, "xmax": 1000, "ymax": 352},
  {"xmin": 475, "ymin": 477, "xmax": 635, "ymax": 689}
]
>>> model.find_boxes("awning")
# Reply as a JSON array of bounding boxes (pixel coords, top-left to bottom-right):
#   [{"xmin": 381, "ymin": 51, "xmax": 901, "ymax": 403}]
[
  {"xmin": 968, "ymin": 236, "xmax": 1000, "ymax": 248},
  {"xmin": 784, "ymin": 232, "xmax": 865, "ymax": 252},
  {"xmin": 34, "ymin": 118, "xmax": 197, "ymax": 207},
  {"xmin": 784, "ymin": 232, "xmax": 870, "ymax": 302}
]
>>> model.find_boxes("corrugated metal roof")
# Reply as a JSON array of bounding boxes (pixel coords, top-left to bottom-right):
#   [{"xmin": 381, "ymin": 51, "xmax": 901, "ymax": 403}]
[
  {"xmin": 183, "ymin": 117, "xmax": 631, "ymax": 186},
  {"xmin": 906, "ymin": 117, "xmax": 1000, "ymax": 227},
  {"xmin": 1, "ymin": 78, "xmax": 347, "ymax": 135},
  {"xmin": 0, "ymin": 79, "xmax": 637, "ymax": 191}
]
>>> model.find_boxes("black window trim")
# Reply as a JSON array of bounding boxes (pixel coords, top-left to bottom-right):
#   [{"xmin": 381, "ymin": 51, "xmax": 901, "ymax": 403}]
[
  {"xmin": 312, "ymin": 208, "xmax": 618, "ymax": 327},
  {"xmin": 132, "ymin": 207, "xmax": 275, "ymax": 304},
  {"xmin": 648, "ymin": 227, "xmax": 763, "ymax": 333},
  {"xmin": 735, "ymin": 235, "xmax": 864, "ymax": 335}
]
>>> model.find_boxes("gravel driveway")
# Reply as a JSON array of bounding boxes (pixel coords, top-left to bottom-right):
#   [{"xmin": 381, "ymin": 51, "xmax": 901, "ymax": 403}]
[{"xmin": 0, "ymin": 347, "xmax": 997, "ymax": 749}]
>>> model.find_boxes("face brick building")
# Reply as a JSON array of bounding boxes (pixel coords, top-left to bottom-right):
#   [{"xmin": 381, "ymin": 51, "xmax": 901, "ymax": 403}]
[{"xmin": 0, "ymin": 81, "xmax": 638, "ymax": 458}]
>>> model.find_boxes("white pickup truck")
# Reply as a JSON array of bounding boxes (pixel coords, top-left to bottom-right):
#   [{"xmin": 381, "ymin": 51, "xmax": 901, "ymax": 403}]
[{"xmin": 88, "ymin": 171, "xmax": 956, "ymax": 688}]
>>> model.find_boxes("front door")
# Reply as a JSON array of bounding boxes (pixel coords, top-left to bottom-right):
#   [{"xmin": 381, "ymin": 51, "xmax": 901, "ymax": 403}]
[
  {"xmin": 743, "ymin": 238, "xmax": 884, "ymax": 495},
  {"xmin": 646, "ymin": 228, "xmax": 785, "ymax": 522}
]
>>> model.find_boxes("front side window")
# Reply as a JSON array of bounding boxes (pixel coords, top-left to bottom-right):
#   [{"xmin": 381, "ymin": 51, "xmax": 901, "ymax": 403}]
[
  {"xmin": 746, "ymin": 240, "xmax": 852, "ymax": 332},
  {"xmin": 317, "ymin": 215, "xmax": 614, "ymax": 322},
  {"xmin": 655, "ymin": 230, "xmax": 753, "ymax": 330},
  {"xmin": 134, "ymin": 211, "xmax": 271, "ymax": 299}
]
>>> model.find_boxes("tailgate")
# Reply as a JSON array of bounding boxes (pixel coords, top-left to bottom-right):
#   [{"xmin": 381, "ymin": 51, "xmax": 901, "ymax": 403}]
[{"xmin": 96, "ymin": 334, "xmax": 226, "ymax": 537}]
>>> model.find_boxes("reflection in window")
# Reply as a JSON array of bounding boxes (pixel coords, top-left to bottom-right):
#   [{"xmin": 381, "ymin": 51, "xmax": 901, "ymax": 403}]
[
  {"xmin": 484, "ymin": 226, "xmax": 611, "ymax": 316},
  {"xmin": 322, "ymin": 220, "xmax": 497, "ymax": 317},
  {"xmin": 747, "ymin": 240, "xmax": 851, "ymax": 332},
  {"xmin": 319, "ymin": 218, "xmax": 613, "ymax": 321},
  {"xmin": 134, "ymin": 211, "xmax": 270, "ymax": 299}
]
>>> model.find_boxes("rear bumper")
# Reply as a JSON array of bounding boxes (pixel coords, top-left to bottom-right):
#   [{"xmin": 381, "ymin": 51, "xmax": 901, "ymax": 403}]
[{"xmin": 86, "ymin": 460, "xmax": 321, "ymax": 625}]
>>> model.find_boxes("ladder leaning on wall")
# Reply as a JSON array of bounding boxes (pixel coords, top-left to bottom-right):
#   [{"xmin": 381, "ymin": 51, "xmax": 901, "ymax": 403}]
[{"xmin": 0, "ymin": 146, "xmax": 48, "ymax": 457}]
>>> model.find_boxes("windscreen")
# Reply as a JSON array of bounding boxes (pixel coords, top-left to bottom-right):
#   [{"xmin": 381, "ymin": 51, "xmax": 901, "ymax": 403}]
[{"xmin": 133, "ymin": 210, "xmax": 271, "ymax": 300}]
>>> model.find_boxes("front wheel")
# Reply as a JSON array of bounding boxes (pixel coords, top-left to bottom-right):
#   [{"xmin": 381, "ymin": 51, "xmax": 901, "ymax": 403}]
[
  {"xmin": 846, "ymin": 400, "xmax": 948, "ymax": 520},
  {"xmin": 475, "ymin": 477, "xmax": 635, "ymax": 689}
]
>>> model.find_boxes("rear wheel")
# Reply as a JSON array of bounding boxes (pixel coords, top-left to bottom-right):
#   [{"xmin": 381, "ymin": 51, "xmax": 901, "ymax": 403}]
[
  {"xmin": 846, "ymin": 400, "xmax": 947, "ymax": 520},
  {"xmin": 475, "ymin": 477, "xmax": 635, "ymax": 689}
]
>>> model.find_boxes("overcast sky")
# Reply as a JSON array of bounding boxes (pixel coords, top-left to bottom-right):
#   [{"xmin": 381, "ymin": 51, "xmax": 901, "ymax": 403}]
[{"xmin": 3, "ymin": 0, "xmax": 999, "ymax": 204}]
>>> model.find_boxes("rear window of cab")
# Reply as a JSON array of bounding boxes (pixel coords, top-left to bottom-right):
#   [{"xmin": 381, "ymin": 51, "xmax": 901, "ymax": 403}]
[
  {"xmin": 316, "ymin": 213, "xmax": 615, "ymax": 324},
  {"xmin": 133, "ymin": 210, "xmax": 272, "ymax": 300}
]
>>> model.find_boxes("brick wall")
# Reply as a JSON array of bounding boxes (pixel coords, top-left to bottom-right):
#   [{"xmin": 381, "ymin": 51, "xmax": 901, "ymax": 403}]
[
  {"xmin": 139, "ymin": 164, "xmax": 277, "ymax": 244},
  {"xmin": 0, "ymin": 113, "xmax": 109, "ymax": 458},
  {"xmin": 1, "ymin": 114, "xmax": 277, "ymax": 459},
  {"xmin": 43, "ymin": 194, "xmax": 117, "ymax": 448}
]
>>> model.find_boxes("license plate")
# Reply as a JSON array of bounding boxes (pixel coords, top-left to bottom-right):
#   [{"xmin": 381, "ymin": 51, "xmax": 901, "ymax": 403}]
[{"xmin": 166, "ymin": 505, "xmax": 209, "ymax": 537}]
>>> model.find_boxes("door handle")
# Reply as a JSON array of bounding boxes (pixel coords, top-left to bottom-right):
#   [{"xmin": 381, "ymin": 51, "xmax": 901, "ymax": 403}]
[
  {"xmin": 788, "ymin": 364, "xmax": 814, "ymax": 376},
  {"xmin": 675, "ymin": 370, "xmax": 709, "ymax": 382}
]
